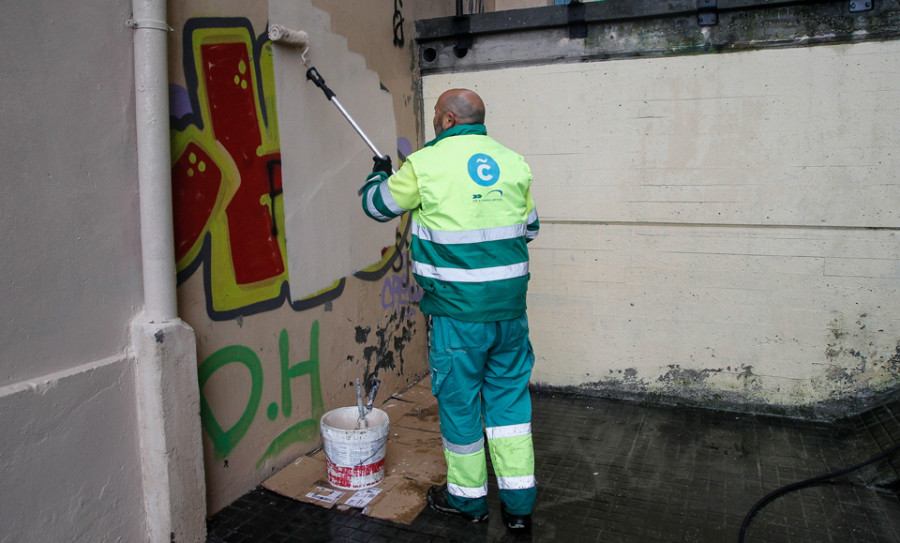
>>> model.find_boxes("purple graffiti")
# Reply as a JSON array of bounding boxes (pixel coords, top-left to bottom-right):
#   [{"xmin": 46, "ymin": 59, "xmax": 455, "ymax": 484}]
[{"xmin": 381, "ymin": 252, "xmax": 422, "ymax": 319}]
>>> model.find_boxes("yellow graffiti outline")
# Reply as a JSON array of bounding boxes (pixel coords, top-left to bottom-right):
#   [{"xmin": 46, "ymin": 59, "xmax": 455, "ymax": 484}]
[
  {"xmin": 172, "ymin": 24, "xmax": 403, "ymax": 312},
  {"xmin": 171, "ymin": 27, "xmax": 291, "ymax": 311}
]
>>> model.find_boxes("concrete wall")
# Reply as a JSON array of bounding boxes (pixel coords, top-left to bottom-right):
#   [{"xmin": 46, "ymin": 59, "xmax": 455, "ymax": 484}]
[
  {"xmin": 422, "ymin": 38, "xmax": 900, "ymax": 418},
  {"xmin": 167, "ymin": 0, "xmax": 452, "ymax": 513},
  {"xmin": 0, "ymin": 0, "xmax": 147, "ymax": 541}
]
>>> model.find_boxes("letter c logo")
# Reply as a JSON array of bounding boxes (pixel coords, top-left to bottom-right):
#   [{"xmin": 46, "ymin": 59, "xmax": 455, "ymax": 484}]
[
  {"xmin": 468, "ymin": 154, "xmax": 500, "ymax": 187},
  {"xmin": 477, "ymin": 164, "xmax": 493, "ymax": 182}
]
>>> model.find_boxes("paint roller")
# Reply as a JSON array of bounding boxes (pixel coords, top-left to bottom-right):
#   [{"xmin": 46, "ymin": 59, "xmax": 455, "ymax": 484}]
[
  {"xmin": 268, "ymin": 24, "xmax": 309, "ymax": 47},
  {"xmin": 268, "ymin": 24, "xmax": 396, "ymax": 183}
]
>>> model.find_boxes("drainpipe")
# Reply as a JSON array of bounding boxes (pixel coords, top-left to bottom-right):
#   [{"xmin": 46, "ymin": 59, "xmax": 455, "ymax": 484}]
[
  {"xmin": 131, "ymin": 0, "xmax": 177, "ymax": 320},
  {"xmin": 129, "ymin": 0, "xmax": 206, "ymax": 541}
]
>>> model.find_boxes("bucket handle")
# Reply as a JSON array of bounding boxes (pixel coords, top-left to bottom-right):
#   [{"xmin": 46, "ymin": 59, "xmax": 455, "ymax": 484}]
[
  {"xmin": 324, "ymin": 435, "xmax": 389, "ymax": 468},
  {"xmin": 353, "ymin": 436, "xmax": 389, "ymax": 467}
]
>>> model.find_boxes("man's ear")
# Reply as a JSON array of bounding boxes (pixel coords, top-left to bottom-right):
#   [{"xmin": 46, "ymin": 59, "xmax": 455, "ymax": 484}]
[{"xmin": 442, "ymin": 112, "xmax": 456, "ymax": 130}]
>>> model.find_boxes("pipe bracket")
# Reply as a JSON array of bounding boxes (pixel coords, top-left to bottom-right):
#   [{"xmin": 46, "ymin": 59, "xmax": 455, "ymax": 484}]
[{"xmin": 127, "ymin": 17, "xmax": 173, "ymax": 32}]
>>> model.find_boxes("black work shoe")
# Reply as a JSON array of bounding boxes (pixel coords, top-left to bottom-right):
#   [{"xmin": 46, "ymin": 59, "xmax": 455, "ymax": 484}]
[
  {"xmin": 427, "ymin": 485, "xmax": 488, "ymax": 523},
  {"xmin": 501, "ymin": 503, "xmax": 532, "ymax": 533}
]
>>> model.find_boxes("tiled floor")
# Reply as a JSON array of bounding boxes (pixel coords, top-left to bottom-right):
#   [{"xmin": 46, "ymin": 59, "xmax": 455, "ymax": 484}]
[{"xmin": 207, "ymin": 390, "xmax": 900, "ymax": 542}]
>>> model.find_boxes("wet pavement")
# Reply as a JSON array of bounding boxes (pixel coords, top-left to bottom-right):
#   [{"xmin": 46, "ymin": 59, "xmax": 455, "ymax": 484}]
[{"xmin": 207, "ymin": 389, "xmax": 900, "ymax": 542}]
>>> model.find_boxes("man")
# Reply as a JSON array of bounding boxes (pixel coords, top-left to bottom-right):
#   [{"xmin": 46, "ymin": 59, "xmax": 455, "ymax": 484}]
[{"xmin": 360, "ymin": 89, "xmax": 539, "ymax": 532}]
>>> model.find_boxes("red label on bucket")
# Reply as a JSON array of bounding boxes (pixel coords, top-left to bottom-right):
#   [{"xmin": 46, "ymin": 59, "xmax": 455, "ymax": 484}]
[{"xmin": 326, "ymin": 457, "xmax": 385, "ymax": 489}]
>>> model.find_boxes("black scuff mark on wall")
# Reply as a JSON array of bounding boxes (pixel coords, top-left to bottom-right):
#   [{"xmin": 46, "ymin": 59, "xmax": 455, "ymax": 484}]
[
  {"xmin": 363, "ymin": 328, "xmax": 395, "ymax": 372},
  {"xmin": 736, "ymin": 365, "xmax": 762, "ymax": 393},
  {"xmin": 828, "ymin": 342, "xmax": 900, "ymax": 386},
  {"xmin": 538, "ymin": 361, "xmax": 790, "ymax": 415},
  {"xmin": 355, "ymin": 326, "xmax": 371, "ymax": 344},
  {"xmin": 655, "ymin": 364, "xmax": 767, "ymax": 401},
  {"xmin": 657, "ymin": 364, "xmax": 722, "ymax": 387},
  {"xmin": 824, "ymin": 312, "xmax": 900, "ymax": 395},
  {"xmin": 825, "ymin": 314, "xmax": 868, "ymax": 385},
  {"xmin": 357, "ymin": 310, "xmax": 418, "ymax": 393},
  {"xmin": 887, "ymin": 343, "xmax": 900, "ymax": 371},
  {"xmin": 825, "ymin": 350, "xmax": 866, "ymax": 385},
  {"xmin": 393, "ymin": 322, "xmax": 413, "ymax": 359}
]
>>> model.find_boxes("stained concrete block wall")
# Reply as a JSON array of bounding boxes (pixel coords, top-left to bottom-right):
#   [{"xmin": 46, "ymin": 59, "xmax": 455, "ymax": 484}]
[{"xmin": 423, "ymin": 40, "xmax": 900, "ymax": 416}]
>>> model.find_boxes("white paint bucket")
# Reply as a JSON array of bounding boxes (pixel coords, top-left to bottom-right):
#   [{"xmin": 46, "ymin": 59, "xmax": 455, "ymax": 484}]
[{"xmin": 320, "ymin": 406, "xmax": 390, "ymax": 490}]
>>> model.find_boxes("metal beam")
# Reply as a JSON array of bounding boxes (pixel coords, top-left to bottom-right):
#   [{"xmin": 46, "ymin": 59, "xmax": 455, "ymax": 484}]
[{"xmin": 416, "ymin": 0, "xmax": 900, "ymax": 74}]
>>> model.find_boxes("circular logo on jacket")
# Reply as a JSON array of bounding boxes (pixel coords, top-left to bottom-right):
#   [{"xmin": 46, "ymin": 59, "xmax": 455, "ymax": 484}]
[{"xmin": 467, "ymin": 154, "xmax": 500, "ymax": 187}]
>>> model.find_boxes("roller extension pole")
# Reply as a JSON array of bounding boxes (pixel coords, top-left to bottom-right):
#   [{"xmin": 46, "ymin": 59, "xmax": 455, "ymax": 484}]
[
  {"xmin": 304, "ymin": 67, "xmax": 394, "ymax": 173},
  {"xmin": 268, "ymin": 24, "xmax": 395, "ymax": 174}
]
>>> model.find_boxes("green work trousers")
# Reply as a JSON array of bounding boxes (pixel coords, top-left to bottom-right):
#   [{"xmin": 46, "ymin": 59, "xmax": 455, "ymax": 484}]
[{"xmin": 429, "ymin": 314, "xmax": 537, "ymax": 517}]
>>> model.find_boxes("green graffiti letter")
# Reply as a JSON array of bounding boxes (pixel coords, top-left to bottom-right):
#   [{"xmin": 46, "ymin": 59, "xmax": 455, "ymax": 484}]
[
  {"xmin": 198, "ymin": 345, "xmax": 263, "ymax": 458},
  {"xmin": 257, "ymin": 320, "xmax": 324, "ymax": 466}
]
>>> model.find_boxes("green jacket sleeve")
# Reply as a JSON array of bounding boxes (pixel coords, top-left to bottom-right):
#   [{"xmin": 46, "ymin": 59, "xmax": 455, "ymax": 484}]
[{"xmin": 360, "ymin": 159, "xmax": 421, "ymax": 222}]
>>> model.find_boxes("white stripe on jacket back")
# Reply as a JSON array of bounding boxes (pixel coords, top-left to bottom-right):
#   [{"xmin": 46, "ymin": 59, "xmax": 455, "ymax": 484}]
[
  {"xmin": 412, "ymin": 261, "xmax": 529, "ymax": 282},
  {"xmin": 413, "ymin": 221, "xmax": 526, "ymax": 245}
]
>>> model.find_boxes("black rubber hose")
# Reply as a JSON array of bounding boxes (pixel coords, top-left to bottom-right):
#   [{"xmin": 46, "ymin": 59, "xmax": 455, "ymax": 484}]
[{"xmin": 738, "ymin": 442, "xmax": 900, "ymax": 542}]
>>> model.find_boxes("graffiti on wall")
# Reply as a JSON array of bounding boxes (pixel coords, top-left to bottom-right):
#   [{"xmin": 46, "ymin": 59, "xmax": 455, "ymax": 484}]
[
  {"xmin": 382, "ymin": 250, "xmax": 422, "ymax": 320},
  {"xmin": 171, "ymin": 17, "xmax": 407, "ymax": 321},
  {"xmin": 171, "ymin": 17, "xmax": 423, "ymax": 473},
  {"xmin": 199, "ymin": 320, "xmax": 324, "ymax": 468},
  {"xmin": 393, "ymin": 0, "xmax": 405, "ymax": 47}
]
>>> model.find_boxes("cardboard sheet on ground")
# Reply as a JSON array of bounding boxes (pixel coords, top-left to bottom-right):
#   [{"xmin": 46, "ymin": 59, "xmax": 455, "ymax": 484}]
[
  {"xmin": 262, "ymin": 380, "xmax": 445, "ymax": 525},
  {"xmin": 269, "ymin": 0, "xmax": 398, "ymax": 300}
]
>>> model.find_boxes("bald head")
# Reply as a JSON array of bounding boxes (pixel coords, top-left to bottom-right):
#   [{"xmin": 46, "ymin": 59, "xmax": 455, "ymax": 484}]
[{"xmin": 432, "ymin": 89, "xmax": 486, "ymax": 136}]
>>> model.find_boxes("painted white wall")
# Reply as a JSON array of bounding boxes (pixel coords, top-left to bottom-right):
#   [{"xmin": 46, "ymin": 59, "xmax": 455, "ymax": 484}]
[
  {"xmin": 0, "ymin": 359, "xmax": 144, "ymax": 542},
  {"xmin": 423, "ymin": 41, "xmax": 900, "ymax": 412},
  {"xmin": 0, "ymin": 0, "xmax": 148, "ymax": 541},
  {"xmin": 1, "ymin": 0, "xmax": 142, "ymax": 384}
]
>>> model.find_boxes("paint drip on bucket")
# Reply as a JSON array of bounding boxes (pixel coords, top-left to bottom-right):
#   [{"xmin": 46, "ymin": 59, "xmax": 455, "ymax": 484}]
[{"xmin": 320, "ymin": 406, "xmax": 390, "ymax": 489}]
